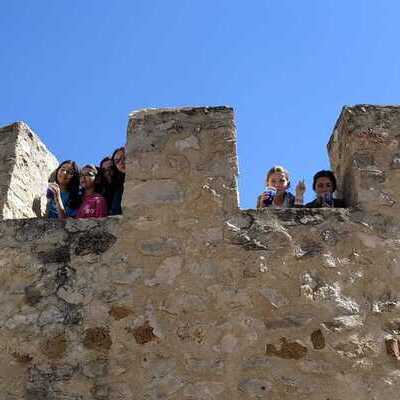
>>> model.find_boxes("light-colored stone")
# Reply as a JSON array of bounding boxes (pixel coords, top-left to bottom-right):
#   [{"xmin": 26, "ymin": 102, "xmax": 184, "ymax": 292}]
[
  {"xmin": 126, "ymin": 179, "xmax": 184, "ymax": 206},
  {"xmin": 238, "ymin": 379, "xmax": 272, "ymax": 397},
  {"xmin": 175, "ymin": 135, "xmax": 200, "ymax": 151},
  {"xmin": 258, "ymin": 287, "xmax": 289, "ymax": 308},
  {"xmin": 145, "ymin": 256, "xmax": 183, "ymax": 286},
  {"xmin": 1, "ymin": 106, "xmax": 400, "ymax": 399},
  {"xmin": 0, "ymin": 122, "xmax": 58, "ymax": 219}
]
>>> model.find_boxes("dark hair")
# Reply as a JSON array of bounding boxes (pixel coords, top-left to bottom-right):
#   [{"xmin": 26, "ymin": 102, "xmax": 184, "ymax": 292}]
[
  {"xmin": 81, "ymin": 164, "xmax": 103, "ymax": 193},
  {"xmin": 111, "ymin": 147, "xmax": 125, "ymax": 165},
  {"xmin": 111, "ymin": 147, "xmax": 126, "ymax": 187},
  {"xmin": 100, "ymin": 156, "xmax": 112, "ymax": 169},
  {"xmin": 312, "ymin": 170, "xmax": 337, "ymax": 192},
  {"xmin": 99, "ymin": 156, "xmax": 115, "ymax": 191},
  {"xmin": 52, "ymin": 160, "xmax": 81, "ymax": 209},
  {"xmin": 81, "ymin": 164, "xmax": 98, "ymax": 172}
]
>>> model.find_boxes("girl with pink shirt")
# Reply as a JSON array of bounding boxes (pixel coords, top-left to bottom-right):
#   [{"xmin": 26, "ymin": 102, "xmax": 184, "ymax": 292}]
[{"xmin": 76, "ymin": 165, "xmax": 108, "ymax": 219}]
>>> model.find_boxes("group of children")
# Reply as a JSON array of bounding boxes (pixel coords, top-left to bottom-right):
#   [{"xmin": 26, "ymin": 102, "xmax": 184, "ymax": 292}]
[
  {"xmin": 46, "ymin": 156, "xmax": 343, "ymax": 219},
  {"xmin": 46, "ymin": 147, "xmax": 126, "ymax": 219},
  {"xmin": 257, "ymin": 166, "xmax": 345, "ymax": 209}
]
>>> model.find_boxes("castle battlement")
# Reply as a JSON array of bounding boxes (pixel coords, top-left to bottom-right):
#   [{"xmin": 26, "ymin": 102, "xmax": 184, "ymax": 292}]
[{"xmin": 0, "ymin": 106, "xmax": 400, "ymax": 399}]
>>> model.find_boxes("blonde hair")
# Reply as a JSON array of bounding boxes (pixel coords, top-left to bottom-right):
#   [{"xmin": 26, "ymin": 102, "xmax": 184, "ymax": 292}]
[{"xmin": 266, "ymin": 165, "xmax": 290, "ymax": 187}]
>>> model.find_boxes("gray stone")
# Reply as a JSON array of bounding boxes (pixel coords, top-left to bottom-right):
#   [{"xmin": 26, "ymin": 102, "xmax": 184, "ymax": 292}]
[
  {"xmin": 184, "ymin": 355, "xmax": 224, "ymax": 374},
  {"xmin": 145, "ymin": 374, "xmax": 186, "ymax": 399},
  {"xmin": 324, "ymin": 315, "xmax": 364, "ymax": 331},
  {"xmin": 259, "ymin": 288, "xmax": 289, "ymax": 308},
  {"xmin": 137, "ymin": 238, "xmax": 181, "ymax": 256},
  {"xmin": 127, "ymin": 180, "xmax": 184, "ymax": 206},
  {"xmin": 82, "ymin": 358, "xmax": 108, "ymax": 378},
  {"xmin": 238, "ymin": 379, "xmax": 272, "ymax": 398},
  {"xmin": 57, "ymin": 287, "xmax": 86, "ymax": 305},
  {"xmin": 109, "ymin": 266, "xmax": 143, "ymax": 285},
  {"xmin": 242, "ymin": 356, "xmax": 272, "ymax": 370},
  {"xmin": 37, "ymin": 306, "xmax": 65, "ymax": 327},
  {"xmin": 313, "ymin": 283, "xmax": 360, "ymax": 314},
  {"xmin": 5, "ymin": 312, "xmax": 38, "ymax": 329},
  {"xmin": 145, "ymin": 256, "xmax": 183, "ymax": 286},
  {"xmin": 175, "ymin": 135, "xmax": 200, "ymax": 151},
  {"xmin": 264, "ymin": 315, "xmax": 312, "ymax": 330},
  {"xmin": 183, "ymin": 382, "xmax": 225, "ymax": 399}
]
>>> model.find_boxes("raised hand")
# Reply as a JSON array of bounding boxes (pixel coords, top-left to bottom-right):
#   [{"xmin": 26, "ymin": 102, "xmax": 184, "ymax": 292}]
[
  {"xmin": 295, "ymin": 180, "xmax": 306, "ymax": 197},
  {"xmin": 47, "ymin": 183, "xmax": 67, "ymax": 219},
  {"xmin": 48, "ymin": 182, "xmax": 60, "ymax": 195},
  {"xmin": 48, "ymin": 183, "xmax": 62, "ymax": 204}
]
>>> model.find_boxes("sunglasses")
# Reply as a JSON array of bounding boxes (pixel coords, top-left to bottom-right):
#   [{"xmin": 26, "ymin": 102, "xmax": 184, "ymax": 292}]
[
  {"xmin": 80, "ymin": 171, "xmax": 96, "ymax": 178},
  {"xmin": 114, "ymin": 156, "xmax": 125, "ymax": 164},
  {"xmin": 59, "ymin": 168, "xmax": 75, "ymax": 176}
]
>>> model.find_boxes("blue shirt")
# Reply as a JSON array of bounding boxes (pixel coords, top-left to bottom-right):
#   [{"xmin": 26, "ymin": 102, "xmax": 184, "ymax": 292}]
[
  {"xmin": 47, "ymin": 191, "xmax": 77, "ymax": 218},
  {"xmin": 109, "ymin": 187, "xmax": 123, "ymax": 215}
]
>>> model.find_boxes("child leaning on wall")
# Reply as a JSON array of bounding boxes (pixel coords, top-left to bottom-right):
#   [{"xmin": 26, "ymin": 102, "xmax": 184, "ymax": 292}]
[
  {"xmin": 108, "ymin": 146, "xmax": 126, "ymax": 215},
  {"xmin": 256, "ymin": 165, "xmax": 305, "ymax": 209},
  {"xmin": 75, "ymin": 165, "xmax": 108, "ymax": 219},
  {"xmin": 305, "ymin": 170, "xmax": 345, "ymax": 208},
  {"xmin": 46, "ymin": 160, "xmax": 81, "ymax": 219}
]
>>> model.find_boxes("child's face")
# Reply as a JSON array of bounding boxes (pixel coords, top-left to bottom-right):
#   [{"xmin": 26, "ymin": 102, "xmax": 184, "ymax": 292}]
[
  {"xmin": 315, "ymin": 177, "xmax": 333, "ymax": 196},
  {"xmin": 80, "ymin": 167, "xmax": 96, "ymax": 190},
  {"xmin": 114, "ymin": 149, "xmax": 126, "ymax": 173},
  {"xmin": 57, "ymin": 162, "xmax": 75, "ymax": 186},
  {"xmin": 267, "ymin": 172, "xmax": 289, "ymax": 192}
]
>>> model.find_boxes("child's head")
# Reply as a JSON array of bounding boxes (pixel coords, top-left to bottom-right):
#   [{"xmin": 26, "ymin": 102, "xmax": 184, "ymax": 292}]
[
  {"xmin": 112, "ymin": 147, "xmax": 126, "ymax": 174},
  {"xmin": 54, "ymin": 160, "xmax": 80, "ymax": 190},
  {"xmin": 312, "ymin": 170, "xmax": 337, "ymax": 197},
  {"xmin": 265, "ymin": 166, "xmax": 290, "ymax": 193},
  {"xmin": 100, "ymin": 156, "xmax": 115, "ymax": 184},
  {"xmin": 80, "ymin": 164, "xmax": 100, "ymax": 192}
]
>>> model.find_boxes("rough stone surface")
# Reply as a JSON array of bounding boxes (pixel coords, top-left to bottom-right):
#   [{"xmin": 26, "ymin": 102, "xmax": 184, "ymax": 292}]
[
  {"xmin": 329, "ymin": 105, "xmax": 400, "ymax": 213},
  {"xmin": 0, "ymin": 122, "xmax": 58, "ymax": 219},
  {"xmin": 1, "ymin": 106, "xmax": 400, "ymax": 399}
]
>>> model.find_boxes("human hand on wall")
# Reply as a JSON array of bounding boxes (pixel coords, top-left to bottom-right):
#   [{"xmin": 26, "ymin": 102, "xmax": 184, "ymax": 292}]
[
  {"xmin": 48, "ymin": 183, "xmax": 62, "ymax": 204},
  {"xmin": 295, "ymin": 180, "xmax": 306, "ymax": 197},
  {"xmin": 295, "ymin": 180, "xmax": 306, "ymax": 205}
]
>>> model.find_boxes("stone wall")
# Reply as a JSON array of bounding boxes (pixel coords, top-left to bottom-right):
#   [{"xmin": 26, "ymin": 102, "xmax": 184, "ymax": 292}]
[
  {"xmin": 329, "ymin": 105, "xmax": 400, "ymax": 214},
  {"xmin": 1, "ymin": 106, "xmax": 400, "ymax": 399},
  {"xmin": 0, "ymin": 122, "xmax": 58, "ymax": 219}
]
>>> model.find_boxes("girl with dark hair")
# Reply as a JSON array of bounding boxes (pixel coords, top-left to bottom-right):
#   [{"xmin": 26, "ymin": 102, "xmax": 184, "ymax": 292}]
[
  {"xmin": 108, "ymin": 147, "xmax": 126, "ymax": 215},
  {"xmin": 46, "ymin": 160, "xmax": 81, "ymax": 219},
  {"xmin": 76, "ymin": 165, "xmax": 108, "ymax": 219},
  {"xmin": 112, "ymin": 146, "xmax": 126, "ymax": 174},
  {"xmin": 99, "ymin": 156, "xmax": 115, "ymax": 212},
  {"xmin": 305, "ymin": 170, "xmax": 345, "ymax": 208}
]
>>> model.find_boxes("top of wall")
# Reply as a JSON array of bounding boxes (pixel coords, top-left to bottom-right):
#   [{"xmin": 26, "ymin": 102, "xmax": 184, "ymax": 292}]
[
  {"xmin": 1, "ymin": 106, "xmax": 400, "ymax": 398},
  {"xmin": 2, "ymin": 104, "xmax": 400, "ymax": 220}
]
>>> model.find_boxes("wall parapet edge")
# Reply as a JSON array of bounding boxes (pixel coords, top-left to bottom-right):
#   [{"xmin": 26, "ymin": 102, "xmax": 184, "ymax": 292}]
[{"xmin": 1, "ymin": 105, "xmax": 400, "ymax": 398}]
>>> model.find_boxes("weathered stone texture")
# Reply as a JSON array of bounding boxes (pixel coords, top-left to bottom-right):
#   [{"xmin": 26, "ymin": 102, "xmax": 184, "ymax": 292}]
[
  {"xmin": 329, "ymin": 105, "xmax": 400, "ymax": 214},
  {"xmin": 1, "ymin": 106, "xmax": 400, "ymax": 399},
  {"xmin": 0, "ymin": 122, "xmax": 58, "ymax": 219}
]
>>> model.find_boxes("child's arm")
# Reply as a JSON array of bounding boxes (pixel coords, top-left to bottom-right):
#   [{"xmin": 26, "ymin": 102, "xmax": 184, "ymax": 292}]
[
  {"xmin": 257, "ymin": 194, "xmax": 265, "ymax": 209},
  {"xmin": 295, "ymin": 180, "xmax": 306, "ymax": 206}
]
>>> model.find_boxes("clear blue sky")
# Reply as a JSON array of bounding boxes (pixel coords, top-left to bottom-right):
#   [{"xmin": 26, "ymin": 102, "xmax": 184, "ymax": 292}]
[{"xmin": 1, "ymin": 1, "xmax": 399, "ymax": 208}]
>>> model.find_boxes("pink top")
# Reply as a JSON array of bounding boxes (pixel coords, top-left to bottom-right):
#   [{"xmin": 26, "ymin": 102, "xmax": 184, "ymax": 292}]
[{"xmin": 76, "ymin": 193, "xmax": 108, "ymax": 219}]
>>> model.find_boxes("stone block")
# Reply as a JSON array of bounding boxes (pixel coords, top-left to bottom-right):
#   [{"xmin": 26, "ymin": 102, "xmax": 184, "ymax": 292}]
[
  {"xmin": 124, "ymin": 106, "xmax": 239, "ymax": 215},
  {"xmin": 329, "ymin": 105, "xmax": 400, "ymax": 213},
  {"xmin": 0, "ymin": 122, "xmax": 58, "ymax": 219}
]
